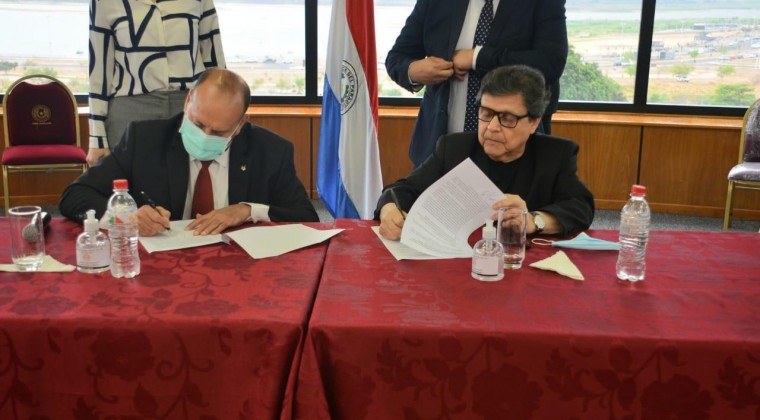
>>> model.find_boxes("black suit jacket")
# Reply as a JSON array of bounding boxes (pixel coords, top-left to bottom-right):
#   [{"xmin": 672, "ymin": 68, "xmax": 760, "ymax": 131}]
[
  {"xmin": 60, "ymin": 113, "xmax": 318, "ymax": 223},
  {"xmin": 375, "ymin": 132, "xmax": 594, "ymax": 237},
  {"xmin": 386, "ymin": 0, "xmax": 568, "ymax": 166}
]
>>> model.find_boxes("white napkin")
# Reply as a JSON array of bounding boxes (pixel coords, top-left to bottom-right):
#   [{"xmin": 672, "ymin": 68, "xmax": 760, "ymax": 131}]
[
  {"xmin": 529, "ymin": 250, "xmax": 584, "ymax": 281},
  {"xmin": 0, "ymin": 255, "xmax": 76, "ymax": 272}
]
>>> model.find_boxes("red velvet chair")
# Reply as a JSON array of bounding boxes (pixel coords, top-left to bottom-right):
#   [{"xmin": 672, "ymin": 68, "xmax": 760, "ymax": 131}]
[
  {"xmin": 2, "ymin": 74, "xmax": 87, "ymax": 211},
  {"xmin": 723, "ymin": 98, "xmax": 760, "ymax": 230}
]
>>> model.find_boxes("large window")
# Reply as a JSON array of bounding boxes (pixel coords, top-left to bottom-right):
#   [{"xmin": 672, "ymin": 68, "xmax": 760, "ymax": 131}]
[{"xmin": 0, "ymin": 0, "xmax": 757, "ymax": 115}]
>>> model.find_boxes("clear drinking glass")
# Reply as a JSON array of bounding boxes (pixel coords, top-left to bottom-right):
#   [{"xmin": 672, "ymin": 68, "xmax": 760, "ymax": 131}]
[
  {"xmin": 8, "ymin": 206, "xmax": 46, "ymax": 271},
  {"xmin": 497, "ymin": 207, "xmax": 527, "ymax": 269}
]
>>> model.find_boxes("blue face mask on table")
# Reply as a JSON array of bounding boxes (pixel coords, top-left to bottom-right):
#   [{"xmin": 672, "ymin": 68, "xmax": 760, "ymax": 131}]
[
  {"xmin": 180, "ymin": 116, "xmax": 233, "ymax": 161},
  {"xmin": 551, "ymin": 232, "xmax": 620, "ymax": 250}
]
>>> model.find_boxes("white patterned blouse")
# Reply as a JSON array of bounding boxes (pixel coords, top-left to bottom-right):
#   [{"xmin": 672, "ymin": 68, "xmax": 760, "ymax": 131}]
[{"xmin": 88, "ymin": 0, "xmax": 226, "ymax": 149}]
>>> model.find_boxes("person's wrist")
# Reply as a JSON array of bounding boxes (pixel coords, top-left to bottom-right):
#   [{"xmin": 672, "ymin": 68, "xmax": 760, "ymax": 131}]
[
  {"xmin": 530, "ymin": 211, "xmax": 545, "ymax": 234},
  {"xmin": 380, "ymin": 202, "xmax": 398, "ymax": 219}
]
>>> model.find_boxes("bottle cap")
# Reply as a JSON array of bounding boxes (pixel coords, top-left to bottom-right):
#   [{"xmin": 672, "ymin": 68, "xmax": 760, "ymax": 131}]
[
  {"xmin": 83, "ymin": 209, "xmax": 99, "ymax": 232},
  {"xmin": 631, "ymin": 184, "xmax": 646, "ymax": 196},
  {"xmin": 113, "ymin": 179, "xmax": 129, "ymax": 190},
  {"xmin": 482, "ymin": 219, "xmax": 496, "ymax": 240}
]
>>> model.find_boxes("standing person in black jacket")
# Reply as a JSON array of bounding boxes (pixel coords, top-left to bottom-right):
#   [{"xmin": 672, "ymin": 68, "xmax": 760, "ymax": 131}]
[{"xmin": 386, "ymin": 0, "xmax": 568, "ymax": 167}]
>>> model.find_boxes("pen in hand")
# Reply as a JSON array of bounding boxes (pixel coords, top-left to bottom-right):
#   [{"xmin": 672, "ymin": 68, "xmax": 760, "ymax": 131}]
[
  {"xmin": 389, "ymin": 189, "xmax": 406, "ymax": 220},
  {"xmin": 140, "ymin": 190, "xmax": 171, "ymax": 231}
]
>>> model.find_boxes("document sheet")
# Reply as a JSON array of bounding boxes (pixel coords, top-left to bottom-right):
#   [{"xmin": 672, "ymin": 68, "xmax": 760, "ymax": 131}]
[
  {"xmin": 398, "ymin": 158, "xmax": 504, "ymax": 258},
  {"xmin": 225, "ymin": 224, "xmax": 343, "ymax": 259},
  {"xmin": 139, "ymin": 220, "xmax": 223, "ymax": 253}
]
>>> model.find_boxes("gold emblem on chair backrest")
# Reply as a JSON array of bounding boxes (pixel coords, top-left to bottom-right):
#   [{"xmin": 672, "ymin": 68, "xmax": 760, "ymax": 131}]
[{"xmin": 31, "ymin": 104, "xmax": 52, "ymax": 125}]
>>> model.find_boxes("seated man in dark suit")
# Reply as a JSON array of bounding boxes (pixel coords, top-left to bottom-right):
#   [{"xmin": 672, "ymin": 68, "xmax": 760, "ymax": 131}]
[
  {"xmin": 60, "ymin": 68, "xmax": 318, "ymax": 236},
  {"xmin": 376, "ymin": 64, "xmax": 594, "ymax": 240}
]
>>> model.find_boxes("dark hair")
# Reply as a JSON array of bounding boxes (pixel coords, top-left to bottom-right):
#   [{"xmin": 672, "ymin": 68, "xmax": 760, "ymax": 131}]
[
  {"xmin": 477, "ymin": 65, "xmax": 551, "ymax": 119},
  {"xmin": 194, "ymin": 68, "xmax": 251, "ymax": 116}
]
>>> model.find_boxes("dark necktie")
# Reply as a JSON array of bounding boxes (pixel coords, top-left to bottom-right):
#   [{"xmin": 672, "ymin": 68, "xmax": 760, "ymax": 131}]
[
  {"xmin": 464, "ymin": 0, "xmax": 494, "ymax": 132},
  {"xmin": 191, "ymin": 160, "xmax": 214, "ymax": 216}
]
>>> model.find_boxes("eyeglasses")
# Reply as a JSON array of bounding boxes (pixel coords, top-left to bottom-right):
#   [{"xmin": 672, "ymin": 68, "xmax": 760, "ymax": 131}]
[{"xmin": 477, "ymin": 105, "xmax": 531, "ymax": 128}]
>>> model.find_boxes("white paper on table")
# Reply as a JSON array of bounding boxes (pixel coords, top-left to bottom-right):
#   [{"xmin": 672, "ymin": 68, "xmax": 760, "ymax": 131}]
[
  {"xmin": 0, "ymin": 255, "xmax": 75, "ymax": 272},
  {"xmin": 400, "ymin": 158, "xmax": 503, "ymax": 258},
  {"xmin": 371, "ymin": 226, "xmax": 443, "ymax": 260},
  {"xmin": 139, "ymin": 220, "xmax": 223, "ymax": 253},
  {"xmin": 224, "ymin": 224, "xmax": 343, "ymax": 259}
]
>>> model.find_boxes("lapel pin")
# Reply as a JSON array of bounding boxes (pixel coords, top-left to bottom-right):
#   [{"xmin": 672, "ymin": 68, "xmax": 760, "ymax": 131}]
[{"xmin": 240, "ymin": 164, "xmax": 247, "ymax": 172}]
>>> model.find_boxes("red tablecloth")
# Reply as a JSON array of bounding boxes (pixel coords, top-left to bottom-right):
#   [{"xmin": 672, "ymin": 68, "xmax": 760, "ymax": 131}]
[
  {"xmin": 0, "ymin": 219, "xmax": 327, "ymax": 420},
  {"xmin": 295, "ymin": 219, "xmax": 760, "ymax": 419}
]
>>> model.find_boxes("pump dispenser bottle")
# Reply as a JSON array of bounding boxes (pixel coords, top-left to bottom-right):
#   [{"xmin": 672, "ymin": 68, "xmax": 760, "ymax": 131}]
[
  {"xmin": 471, "ymin": 219, "xmax": 504, "ymax": 281},
  {"xmin": 76, "ymin": 210, "xmax": 110, "ymax": 273}
]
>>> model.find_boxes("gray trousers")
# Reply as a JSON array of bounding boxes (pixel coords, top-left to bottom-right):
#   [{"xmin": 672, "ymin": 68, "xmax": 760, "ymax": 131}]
[{"xmin": 106, "ymin": 90, "xmax": 187, "ymax": 150}]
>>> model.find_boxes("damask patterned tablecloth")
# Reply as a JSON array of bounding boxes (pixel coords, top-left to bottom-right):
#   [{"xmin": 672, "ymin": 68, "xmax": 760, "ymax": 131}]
[
  {"xmin": 0, "ymin": 219, "xmax": 328, "ymax": 420},
  {"xmin": 294, "ymin": 219, "xmax": 760, "ymax": 419}
]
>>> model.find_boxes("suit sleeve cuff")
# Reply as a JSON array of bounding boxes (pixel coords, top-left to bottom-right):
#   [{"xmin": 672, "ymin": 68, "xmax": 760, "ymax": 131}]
[
  {"xmin": 407, "ymin": 66, "xmax": 423, "ymax": 92},
  {"xmin": 241, "ymin": 202, "xmax": 271, "ymax": 223}
]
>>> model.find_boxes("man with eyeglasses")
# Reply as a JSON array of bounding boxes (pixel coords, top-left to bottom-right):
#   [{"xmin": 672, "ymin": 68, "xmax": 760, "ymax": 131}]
[
  {"xmin": 376, "ymin": 65, "xmax": 593, "ymax": 240},
  {"xmin": 60, "ymin": 68, "xmax": 318, "ymax": 236}
]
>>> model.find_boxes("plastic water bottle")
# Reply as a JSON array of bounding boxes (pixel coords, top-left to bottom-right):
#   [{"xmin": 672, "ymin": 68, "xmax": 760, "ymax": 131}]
[
  {"xmin": 107, "ymin": 179, "xmax": 140, "ymax": 278},
  {"xmin": 472, "ymin": 219, "xmax": 504, "ymax": 281},
  {"xmin": 616, "ymin": 185, "xmax": 650, "ymax": 281}
]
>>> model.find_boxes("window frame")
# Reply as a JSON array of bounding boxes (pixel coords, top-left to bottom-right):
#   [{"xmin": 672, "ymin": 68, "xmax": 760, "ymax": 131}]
[{"xmin": 7, "ymin": 0, "xmax": 748, "ymax": 117}]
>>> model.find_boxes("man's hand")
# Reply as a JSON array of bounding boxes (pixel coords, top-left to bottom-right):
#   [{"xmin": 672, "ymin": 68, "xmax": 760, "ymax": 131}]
[
  {"xmin": 408, "ymin": 56, "xmax": 454, "ymax": 86},
  {"xmin": 491, "ymin": 193, "xmax": 528, "ymax": 224},
  {"xmin": 378, "ymin": 202, "xmax": 406, "ymax": 241},
  {"xmin": 86, "ymin": 148, "xmax": 110, "ymax": 166},
  {"xmin": 137, "ymin": 205, "xmax": 171, "ymax": 237},
  {"xmin": 186, "ymin": 203, "xmax": 251, "ymax": 236},
  {"xmin": 452, "ymin": 49, "xmax": 474, "ymax": 79}
]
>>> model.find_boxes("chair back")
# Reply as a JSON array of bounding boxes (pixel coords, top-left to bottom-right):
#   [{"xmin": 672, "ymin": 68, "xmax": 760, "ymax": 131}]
[
  {"xmin": 2, "ymin": 74, "xmax": 80, "ymax": 148},
  {"xmin": 740, "ymin": 98, "xmax": 760, "ymax": 163}
]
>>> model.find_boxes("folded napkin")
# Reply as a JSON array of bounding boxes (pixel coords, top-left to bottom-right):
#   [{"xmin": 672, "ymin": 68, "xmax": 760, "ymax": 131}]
[
  {"xmin": 529, "ymin": 250, "xmax": 584, "ymax": 281},
  {"xmin": 551, "ymin": 232, "xmax": 620, "ymax": 251},
  {"xmin": 0, "ymin": 255, "xmax": 76, "ymax": 273}
]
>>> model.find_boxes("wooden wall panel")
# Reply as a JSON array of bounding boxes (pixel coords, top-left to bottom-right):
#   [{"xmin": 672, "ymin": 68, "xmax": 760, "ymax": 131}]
[
  {"xmin": 377, "ymin": 117, "xmax": 415, "ymax": 186},
  {"xmin": 553, "ymin": 122, "xmax": 641, "ymax": 210},
  {"xmin": 1, "ymin": 109, "xmax": 756, "ymax": 221},
  {"xmin": 641, "ymin": 126, "xmax": 760, "ymax": 218},
  {"xmin": 249, "ymin": 115, "xmax": 313, "ymax": 198}
]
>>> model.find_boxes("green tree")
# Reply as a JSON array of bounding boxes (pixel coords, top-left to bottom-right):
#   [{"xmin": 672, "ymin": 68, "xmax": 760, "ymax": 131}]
[
  {"xmin": 23, "ymin": 67, "xmax": 58, "ymax": 78},
  {"xmin": 379, "ymin": 82, "xmax": 402, "ymax": 97},
  {"xmin": 294, "ymin": 77, "xmax": 305, "ymax": 94},
  {"xmin": 717, "ymin": 65, "xmax": 735, "ymax": 79},
  {"xmin": 670, "ymin": 63, "xmax": 694, "ymax": 78},
  {"xmin": 624, "ymin": 65, "xmax": 637, "ymax": 77},
  {"xmin": 711, "ymin": 83, "xmax": 755, "ymax": 106},
  {"xmin": 689, "ymin": 50, "xmax": 699, "ymax": 63},
  {"xmin": 0, "ymin": 61, "xmax": 18, "ymax": 73},
  {"xmin": 622, "ymin": 51, "xmax": 637, "ymax": 63},
  {"xmin": 559, "ymin": 47, "xmax": 626, "ymax": 102}
]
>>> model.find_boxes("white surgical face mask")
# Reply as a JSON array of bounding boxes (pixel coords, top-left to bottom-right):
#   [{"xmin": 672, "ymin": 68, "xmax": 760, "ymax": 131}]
[{"xmin": 180, "ymin": 116, "xmax": 232, "ymax": 161}]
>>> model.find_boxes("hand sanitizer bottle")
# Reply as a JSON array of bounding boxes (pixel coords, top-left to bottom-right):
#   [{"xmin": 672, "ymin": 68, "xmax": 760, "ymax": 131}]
[
  {"xmin": 472, "ymin": 219, "xmax": 504, "ymax": 281},
  {"xmin": 76, "ymin": 209, "xmax": 110, "ymax": 273}
]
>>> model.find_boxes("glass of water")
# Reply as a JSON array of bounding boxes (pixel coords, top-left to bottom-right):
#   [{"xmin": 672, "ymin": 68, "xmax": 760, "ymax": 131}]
[
  {"xmin": 497, "ymin": 207, "xmax": 527, "ymax": 269},
  {"xmin": 9, "ymin": 206, "xmax": 46, "ymax": 271}
]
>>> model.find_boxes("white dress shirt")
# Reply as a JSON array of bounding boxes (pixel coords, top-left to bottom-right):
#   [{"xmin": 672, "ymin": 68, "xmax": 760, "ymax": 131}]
[
  {"xmin": 448, "ymin": 0, "xmax": 500, "ymax": 134},
  {"xmin": 183, "ymin": 148, "xmax": 270, "ymax": 222}
]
